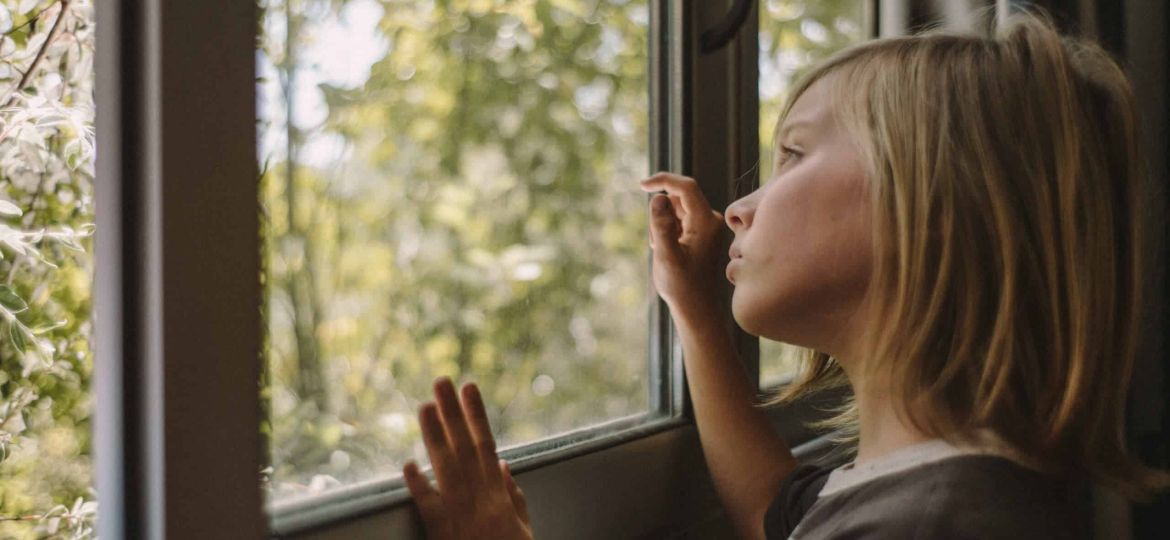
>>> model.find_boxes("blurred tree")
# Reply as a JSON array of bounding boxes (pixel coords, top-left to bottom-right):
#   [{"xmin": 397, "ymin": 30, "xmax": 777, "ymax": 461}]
[{"xmin": 260, "ymin": 0, "xmax": 653, "ymax": 497}]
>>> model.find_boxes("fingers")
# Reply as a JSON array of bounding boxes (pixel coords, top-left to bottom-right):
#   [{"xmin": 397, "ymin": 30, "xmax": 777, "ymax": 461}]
[
  {"xmin": 433, "ymin": 377, "xmax": 483, "ymax": 490},
  {"xmin": 410, "ymin": 379, "xmax": 529, "ymax": 538},
  {"xmin": 461, "ymin": 382, "xmax": 505, "ymax": 489},
  {"xmin": 500, "ymin": 459, "xmax": 530, "ymax": 525},
  {"xmin": 403, "ymin": 461, "xmax": 453, "ymax": 539},
  {"xmin": 417, "ymin": 402, "xmax": 461, "ymax": 496},
  {"xmin": 649, "ymin": 194, "xmax": 683, "ymax": 263},
  {"xmin": 639, "ymin": 172, "xmax": 713, "ymax": 217}
]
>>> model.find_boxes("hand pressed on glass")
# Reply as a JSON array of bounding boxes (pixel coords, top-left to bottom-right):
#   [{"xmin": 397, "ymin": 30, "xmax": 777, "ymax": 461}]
[{"xmin": 403, "ymin": 377, "xmax": 534, "ymax": 540}]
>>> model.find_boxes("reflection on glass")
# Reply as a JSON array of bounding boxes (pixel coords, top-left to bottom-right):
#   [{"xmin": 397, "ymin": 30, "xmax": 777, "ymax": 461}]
[
  {"xmin": 758, "ymin": 1, "xmax": 866, "ymax": 389},
  {"xmin": 258, "ymin": 0, "xmax": 651, "ymax": 501}
]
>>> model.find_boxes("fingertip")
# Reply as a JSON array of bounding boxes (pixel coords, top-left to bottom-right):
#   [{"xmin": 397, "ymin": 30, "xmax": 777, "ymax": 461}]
[
  {"xmin": 462, "ymin": 381, "xmax": 479, "ymax": 400},
  {"xmin": 651, "ymin": 194, "xmax": 670, "ymax": 212},
  {"xmin": 419, "ymin": 401, "xmax": 437, "ymax": 420},
  {"xmin": 433, "ymin": 375, "xmax": 453, "ymax": 393}
]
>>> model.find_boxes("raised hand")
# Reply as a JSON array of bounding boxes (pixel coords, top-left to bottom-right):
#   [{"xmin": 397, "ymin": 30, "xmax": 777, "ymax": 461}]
[
  {"xmin": 639, "ymin": 172, "xmax": 727, "ymax": 322},
  {"xmin": 402, "ymin": 377, "xmax": 534, "ymax": 540}
]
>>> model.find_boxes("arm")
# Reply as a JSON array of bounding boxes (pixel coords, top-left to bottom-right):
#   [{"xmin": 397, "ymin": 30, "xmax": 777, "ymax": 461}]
[{"xmin": 641, "ymin": 173, "xmax": 796, "ymax": 540}]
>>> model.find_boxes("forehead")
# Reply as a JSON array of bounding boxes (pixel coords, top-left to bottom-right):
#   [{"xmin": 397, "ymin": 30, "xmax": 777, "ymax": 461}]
[{"xmin": 778, "ymin": 75, "xmax": 838, "ymax": 138}]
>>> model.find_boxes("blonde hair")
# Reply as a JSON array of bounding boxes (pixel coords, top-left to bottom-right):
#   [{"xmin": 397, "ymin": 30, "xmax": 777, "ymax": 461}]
[{"xmin": 761, "ymin": 10, "xmax": 1170, "ymax": 500}]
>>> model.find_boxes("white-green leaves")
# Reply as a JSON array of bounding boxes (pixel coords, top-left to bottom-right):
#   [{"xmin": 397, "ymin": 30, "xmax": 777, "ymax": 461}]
[
  {"xmin": 0, "ymin": 198, "xmax": 20, "ymax": 217},
  {"xmin": 0, "ymin": 6, "xmax": 12, "ymax": 35},
  {"xmin": 0, "ymin": 1, "xmax": 97, "ymax": 536},
  {"xmin": 0, "ymin": 284, "xmax": 27, "ymax": 313}
]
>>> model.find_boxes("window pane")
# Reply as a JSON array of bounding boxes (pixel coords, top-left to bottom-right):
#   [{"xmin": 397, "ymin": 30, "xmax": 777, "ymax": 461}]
[
  {"xmin": 0, "ymin": 0, "xmax": 97, "ymax": 536},
  {"xmin": 758, "ymin": 1, "xmax": 867, "ymax": 389},
  {"xmin": 258, "ymin": 0, "xmax": 652, "ymax": 502}
]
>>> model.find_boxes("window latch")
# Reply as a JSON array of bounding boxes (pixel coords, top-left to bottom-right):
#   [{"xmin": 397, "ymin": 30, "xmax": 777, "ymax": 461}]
[{"xmin": 700, "ymin": 0, "xmax": 754, "ymax": 55}]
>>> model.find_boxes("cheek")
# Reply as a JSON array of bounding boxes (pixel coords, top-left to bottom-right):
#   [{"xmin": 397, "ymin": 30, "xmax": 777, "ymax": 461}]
[{"xmin": 731, "ymin": 166, "xmax": 872, "ymax": 340}]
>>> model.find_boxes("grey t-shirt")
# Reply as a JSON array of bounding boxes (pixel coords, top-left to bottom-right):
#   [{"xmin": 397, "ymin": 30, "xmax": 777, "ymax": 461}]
[{"xmin": 764, "ymin": 442, "xmax": 1091, "ymax": 539}]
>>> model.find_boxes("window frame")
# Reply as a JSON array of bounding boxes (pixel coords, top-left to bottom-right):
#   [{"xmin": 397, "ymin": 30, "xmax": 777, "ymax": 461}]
[
  {"xmin": 92, "ymin": 1, "xmax": 883, "ymax": 538},
  {"xmin": 94, "ymin": 0, "xmax": 264, "ymax": 538}
]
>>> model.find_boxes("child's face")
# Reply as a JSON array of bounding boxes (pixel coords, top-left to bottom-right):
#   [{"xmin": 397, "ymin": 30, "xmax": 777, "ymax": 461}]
[{"xmin": 725, "ymin": 75, "xmax": 873, "ymax": 357}]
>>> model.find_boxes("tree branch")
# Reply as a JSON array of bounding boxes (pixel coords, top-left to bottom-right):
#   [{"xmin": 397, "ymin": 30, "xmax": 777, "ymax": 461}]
[{"xmin": 0, "ymin": 0, "xmax": 71, "ymax": 110}]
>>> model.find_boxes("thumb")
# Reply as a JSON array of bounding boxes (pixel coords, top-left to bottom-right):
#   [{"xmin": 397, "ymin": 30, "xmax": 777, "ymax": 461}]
[
  {"xmin": 403, "ymin": 461, "xmax": 453, "ymax": 539},
  {"xmin": 500, "ymin": 459, "xmax": 530, "ymax": 525},
  {"xmin": 649, "ymin": 195, "xmax": 683, "ymax": 264}
]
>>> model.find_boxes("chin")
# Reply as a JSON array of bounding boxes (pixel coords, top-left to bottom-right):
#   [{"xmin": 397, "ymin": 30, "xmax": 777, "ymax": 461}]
[
  {"xmin": 730, "ymin": 292, "xmax": 769, "ymax": 338},
  {"xmin": 731, "ymin": 290, "xmax": 806, "ymax": 343}
]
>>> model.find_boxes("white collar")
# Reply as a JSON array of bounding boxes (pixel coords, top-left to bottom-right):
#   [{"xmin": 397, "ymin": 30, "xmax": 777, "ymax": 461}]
[{"xmin": 819, "ymin": 431, "xmax": 1026, "ymax": 497}]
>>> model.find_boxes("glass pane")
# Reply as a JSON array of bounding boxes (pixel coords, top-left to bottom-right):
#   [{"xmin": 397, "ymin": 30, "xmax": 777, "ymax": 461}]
[
  {"xmin": 0, "ymin": 0, "xmax": 97, "ymax": 536},
  {"xmin": 258, "ymin": 0, "xmax": 652, "ymax": 502},
  {"xmin": 758, "ymin": 1, "xmax": 867, "ymax": 389}
]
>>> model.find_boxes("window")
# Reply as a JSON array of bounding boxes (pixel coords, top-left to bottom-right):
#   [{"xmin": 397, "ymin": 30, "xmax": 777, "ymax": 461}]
[
  {"xmin": 89, "ymin": 1, "xmax": 1170, "ymax": 538},
  {"xmin": 758, "ymin": 0, "xmax": 871, "ymax": 389},
  {"xmin": 258, "ymin": 0, "xmax": 662, "ymax": 503},
  {"xmin": 0, "ymin": 1, "xmax": 96, "ymax": 537}
]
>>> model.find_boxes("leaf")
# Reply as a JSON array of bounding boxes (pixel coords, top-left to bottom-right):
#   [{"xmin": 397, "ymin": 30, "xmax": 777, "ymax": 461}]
[
  {"xmin": 0, "ymin": 285, "xmax": 27, "ymax": 312},
  {"xmin": 17, "ymin": 0, "xmax": 40, "ymax": 16},
  {"xmin": 0, "ymin": 199, "xmax": 21, "ymax": 217},
  {"xmin": 1, "ymin": 409, "xmax": 25, "ymax": 435},
  {"xmin": 0, "ymin": 6, "xmax": 12, "ymax": 35},
  {"xmin": 9, "ymin": 322, "xmax": 27, "ymax": 352},
  {"xmin": 29, "ymin": 319, "xmax": 66, "ymax": 334}
]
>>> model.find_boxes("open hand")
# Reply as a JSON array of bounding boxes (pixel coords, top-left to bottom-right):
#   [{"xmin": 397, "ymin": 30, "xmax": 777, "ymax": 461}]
[{"xmin": 402, "ymin": 377, "xmax": 534, "ymax": 540}]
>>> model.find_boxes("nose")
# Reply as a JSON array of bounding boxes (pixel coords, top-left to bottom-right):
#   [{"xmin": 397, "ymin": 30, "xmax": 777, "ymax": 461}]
[{"xmin": 725, "ymin": 191, "xmax": 757, "ymax": 233}]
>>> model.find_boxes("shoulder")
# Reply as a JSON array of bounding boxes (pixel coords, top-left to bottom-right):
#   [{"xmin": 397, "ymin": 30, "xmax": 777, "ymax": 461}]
[
  {"xmin": 863, "ymin": 455, "xmax": 1091, "ymax": 539},
  {"xmin": 763, "ymin": 463, "xmax": 833, "ymax": 540},
  {"xmin": 781, "ymin": 455, "xmax": 1092, "ymax": 540}
]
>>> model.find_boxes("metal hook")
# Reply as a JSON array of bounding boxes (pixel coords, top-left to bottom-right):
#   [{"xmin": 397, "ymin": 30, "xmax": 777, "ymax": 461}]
[{"xmin": 699, "ymin": 0, "xmax": 754, "ymax": 55}]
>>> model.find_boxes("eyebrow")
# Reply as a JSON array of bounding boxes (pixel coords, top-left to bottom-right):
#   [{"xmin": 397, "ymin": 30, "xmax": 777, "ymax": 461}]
[{"xmin": 776, "ymin": 119, "xmax": 814, "ymax": 141}]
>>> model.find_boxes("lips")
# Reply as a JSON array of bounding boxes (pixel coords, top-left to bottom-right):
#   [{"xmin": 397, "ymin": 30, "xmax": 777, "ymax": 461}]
[{"xmin": 727, "ymin": 245, "xmax": 743, "ymax": 284}]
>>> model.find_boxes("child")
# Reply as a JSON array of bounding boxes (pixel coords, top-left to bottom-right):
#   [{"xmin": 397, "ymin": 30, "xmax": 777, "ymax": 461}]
[{"xmin": 399, "ymin": 10, "xmax": 1169, "ymax": 539}]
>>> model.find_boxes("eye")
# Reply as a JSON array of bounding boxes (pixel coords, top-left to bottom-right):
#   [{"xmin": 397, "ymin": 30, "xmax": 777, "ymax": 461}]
[{"xmin": 776, "ymin": 145, "xmax": 802, "ymax": 168}]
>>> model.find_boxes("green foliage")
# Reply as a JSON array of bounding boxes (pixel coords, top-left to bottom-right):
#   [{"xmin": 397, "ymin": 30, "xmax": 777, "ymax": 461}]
[
  {"xmin": 261, "ymin": 0, "xmax": 652, "ymax": 497},
  {"xmin": 0, "ymin": 0, "xmax": 96, "ymax": 537}
]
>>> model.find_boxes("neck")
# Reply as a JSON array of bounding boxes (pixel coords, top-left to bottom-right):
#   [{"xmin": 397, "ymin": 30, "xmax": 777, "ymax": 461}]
[
  {"xmin": 847, "ymin": 366, "xmax": 934, "ymax": 465},
  {"xmin": 823, "ymin": 294, "xmax": 932, "ymax": 465}
]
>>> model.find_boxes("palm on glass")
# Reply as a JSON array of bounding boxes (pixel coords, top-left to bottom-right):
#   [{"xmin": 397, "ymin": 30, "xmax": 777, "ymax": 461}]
[{"xmin": 403, "ymin": 377, "xmax": 533, "ymax": 540}]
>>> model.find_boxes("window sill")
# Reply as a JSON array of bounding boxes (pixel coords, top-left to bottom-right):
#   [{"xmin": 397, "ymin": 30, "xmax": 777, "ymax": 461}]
[{"xmin": 271, "ymin": 391, "xmax": 844, "ymax": 539}]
